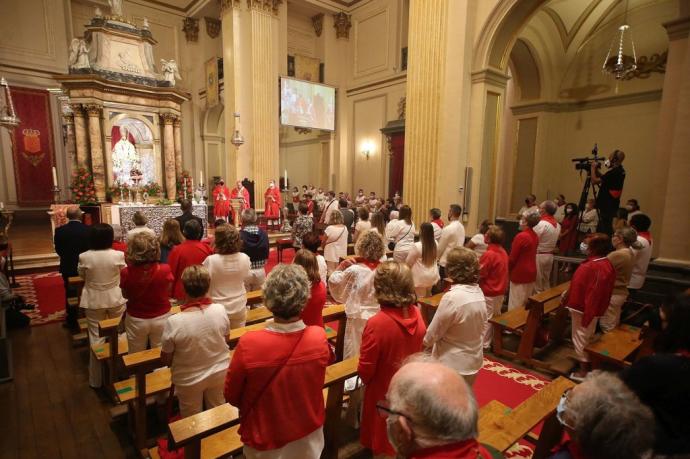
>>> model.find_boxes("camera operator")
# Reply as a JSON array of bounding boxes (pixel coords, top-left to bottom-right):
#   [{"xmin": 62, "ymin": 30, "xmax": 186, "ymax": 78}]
[{"xmin": 591, "ymin": 149, "xmax": 626, "ymax": 235}]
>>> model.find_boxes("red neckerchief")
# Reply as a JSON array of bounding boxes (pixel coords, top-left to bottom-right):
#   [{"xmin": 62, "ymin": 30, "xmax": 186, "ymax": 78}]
[
  {"xmin": 354, "ymin": 256, "xmax": 380, "ymax": 271},
  {"xmin": 541, "ymin": 215, "xmax": 558, "ymax": 228},
  {"xmin": 432, "ymin": 218, "xmax": 445, "ymax": 228},
  {"xmin": 180, "ymin": 297, "xmax": 212, "ymax": 311},
  {"xmin": 638, "ymin": 231, "xmax": 652, "ymax": 244},
  {"xmin": 676, "ymin": 349, "xmax": 690, "ymax": 358},
  {"xmin": 411, "ymin": 438, "xmax": 486, "ymax": 458}
]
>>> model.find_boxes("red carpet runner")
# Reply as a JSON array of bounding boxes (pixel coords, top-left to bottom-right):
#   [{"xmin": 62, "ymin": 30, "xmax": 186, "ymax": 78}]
[{"xmin": 14, "ymin": 272, "xmax": 65, "ymax": 326}]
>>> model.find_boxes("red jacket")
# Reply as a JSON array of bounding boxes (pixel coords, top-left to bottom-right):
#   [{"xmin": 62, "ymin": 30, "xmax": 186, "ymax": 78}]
[
  {"xmin": 479, "ymin": 244, "xmax": 509, "ymax": 297},
  {"xmin": 301, "ymin": 281, "xmax": 326, "ymax": 327},
  {"xmin": 359, "ymin": 305, "xmax": 426, "ymax": 455},
  {"xmin": 565, "ymin": 256, "xmax": 616, "ymax": 326},
  {"xmin": 120, "ymin": 263, "xmax": 173, "ymax": 318},
  {"xmin": 224, "ymin": 324, "xmax": 330, "ymax": 450},
  {"xmin": 167, "ymin": 240, "xmax": 214, "ymax": 300},
  {"xmin": 112, "ymin": 241, "xmax": 127, "ymax": 254},
  {"xmin": 509, "ymin": 228, "xmax": 538, "ymax": 283},
  {"xmin": 411, "ymin": 439, "xmax": 492, "ymax": 458}
]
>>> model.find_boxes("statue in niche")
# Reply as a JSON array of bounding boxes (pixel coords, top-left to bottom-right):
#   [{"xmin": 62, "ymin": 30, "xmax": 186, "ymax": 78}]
[
  {"xmin": 160, "ymin": 59, "xmax": 181, "ymax": 86},
  {"xmin": 68, "ymin": 38, "xmax": 90, "ymax": 70},
  {"xmin": 108, "ymin": 0, "xmax": 124, "ymax": 17},
  {"xmin": 112, "ymin": 126, "xmax": 141, "ymax": 185}
]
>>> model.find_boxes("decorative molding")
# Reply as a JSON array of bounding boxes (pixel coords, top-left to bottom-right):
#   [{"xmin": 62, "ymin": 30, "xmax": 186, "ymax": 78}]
[
  {"xmin": 333, "ymin": 12, "xmax": 352, "ymax": 39},
  {"xmin": 182, "ymin": 17, "xmax": 199, "ymax": 43},
  {"xmin": 510, "ymin": 89, "xmax": 663, "ymax": 115},
  {"xmin": 397, "ymin": 96, "xmax": 406, "ymax": 120},
  {"xmin": 70, "ymin": 104, "xmax": 85, "ymax": 116},
  {"xmin": 173, "ymin": 118, "xmax": 182, "ymax": 127},
  {"xmin": 84, "ymin": 104, "xmax": 102, "ymax": 116},
  {"xmin": 663, "ymin": 16, "xmax": 690, "ymax": 40},
  {"xmin": 622, "ymin": 51, "xmax": 667, "ymax": 80},
  {"xmin": 542, "ymin": 0, "xmax": 603, "ymax": 51},
  {"xmin": 294, "ymin": 127, "xmax": 312, "ymax": 135},
  {"xmin": 312, "ymin": 13, "xmax": 324, "ymax": 37},
  {"xmin": 205, "ymin": 17, "xmax": 221, "ymax": 39},
  {"xmin": 247, "ymin": 0, "xmax": 282, "ymax": 14},
  {"xmin": 160, "ymin": 113, "xmax": 178, "ymax": 124},
  {"xmin": 345, "ymin": 73, "xmax": 406, "ymax": 96},
  {"xmin": 220, "ymin": 0, "xmax": 241, "ymax": 14},
  {"xmin": 471, "ymin": 68, "xmax": 511, "ymax": 87}
]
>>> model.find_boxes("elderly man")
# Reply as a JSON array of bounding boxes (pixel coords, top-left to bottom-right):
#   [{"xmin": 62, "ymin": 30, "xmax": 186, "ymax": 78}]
[
  {"xmin": 533, "ymin": 200, "xmax": 561, "ymax": 293},
  {"xmin": 54, "ymin": 205, "xmax": 89, "ymax": 331},
  {"xmin": 239, "ymin": 208, "xmax": 270, "ymax": 292},
  {"xmin": 382, "ymin": 355, "xmax": 492, "ymax": 458}
]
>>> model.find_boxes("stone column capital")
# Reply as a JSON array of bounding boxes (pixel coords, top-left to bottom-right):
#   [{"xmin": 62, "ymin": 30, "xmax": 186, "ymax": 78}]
[
  {"xmin": 663, "ymin": 16, "xmax": 690, "ymax": 40},
  {"xmin": 84, "ymin": 104, "xmax": 102, "ymax": 117},
  {"xmin": 333, "ymin": 12, "xmax": 352, "ymax": 39},
  {"xmin": 160, "ymin": 113, "xmax": 177, "ymax": 124},
  {"xmin": 63, "ymin": 113, "xmax": 75, "ymax": 125},
  {"xmin": 312, "ymin": 13, "xmax": 324, "ymax": 37},
  {"xmin": 183, "ymin": 17, "xmax": 199, "ymax": 42},
  {"xmin": 173, "ymin": 117, "xmax": 182, "ymax": 128},
  {"xmin": 205, "ymin": 16, "xmax": 221, "ymax": 38},
  {"xmin": 70, "ymin": 104, "xmax": 85, "ymax": 116},
  {"xmin": 220, "ymin": 0, "xmax": 241, "ymax": 14},
  {"xmin": 248, "ymin": 0, "xmax": 281, "ymax": 15}
]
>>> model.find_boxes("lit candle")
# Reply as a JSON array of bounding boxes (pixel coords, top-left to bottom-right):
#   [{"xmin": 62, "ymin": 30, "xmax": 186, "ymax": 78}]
[
  {"xmin": 191, "ymin": 178, "xmax": 194, "ymax": 190},
  {"xmin": 52, "ymin": 166, "xmax": 58, "ymax": 187},
  {"xmin": 284, "ymin": 169, "xmax": 287, "ymax": 189},
  {"xmin": 199, "ymin": 170, "xmax": 203, "ymax": 185}
]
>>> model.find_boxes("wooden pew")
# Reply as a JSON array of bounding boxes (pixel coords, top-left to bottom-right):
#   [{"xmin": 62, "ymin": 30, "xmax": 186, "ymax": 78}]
[
  {"xmin": 418, "ymin": 292, "xmax": 444, "ymax": 325},
  {"xmin": 490, "ymin": 282, "xmax": 570, "ymax": 370},
  {"xmin": 151, "ymin": 357, "xmax": 359, "ymax": 459},
  {"xmin": 479, "ymin": 376, "xmax": 576, "ymax": 459},
  {"xmin": 585, "ymin": 324, "xmax": 657, "ymax": 369}
]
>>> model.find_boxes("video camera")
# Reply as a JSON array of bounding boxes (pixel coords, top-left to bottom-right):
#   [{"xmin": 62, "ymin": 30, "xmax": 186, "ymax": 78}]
[{"xmin": 572, "ymin": 143, "xmax": 604, "ymax": 172}]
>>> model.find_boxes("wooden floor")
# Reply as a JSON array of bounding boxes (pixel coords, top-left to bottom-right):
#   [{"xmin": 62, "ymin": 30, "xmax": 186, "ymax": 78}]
[
  {"xmin": 6, "ymin": 211, "xmax": 55, "ymax": 258},
  {"xmin": 0, "ymin": 323, "xmax": 137, "ymax": 459}
]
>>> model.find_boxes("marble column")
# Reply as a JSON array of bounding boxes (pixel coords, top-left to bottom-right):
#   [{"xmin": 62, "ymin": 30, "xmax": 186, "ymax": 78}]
[
  {"xmin": 220, "ymin": 0, "xmax": 240, "ymax": 185},
  {"xmin": 403, "ymin": 0, "xmax": 449, "ymax": 224},
  {"xmin": 71, "ymin": 104, "xmax": 89, "ymax": 169},
  {"xmin": 161, "ymin": 113, "xmax": 177, "ymax": 200},
  {"xmin": 173, "ymin": 118, "xmax": 183, "ymax": 180},
  {"xmin": 62, "ymin": 113, "xmax": 78, "ymax": 173},
  {"xmin": 85, "ymin": 104, "xmax": 106, "ymax": 201}
]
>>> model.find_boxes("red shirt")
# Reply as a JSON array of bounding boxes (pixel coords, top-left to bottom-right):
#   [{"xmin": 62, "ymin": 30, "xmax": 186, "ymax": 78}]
[
  {"xmin": 411, "ymin": 439, "xmax": 492, "ymax": 458},
  {"xmin": 167, "ymin": 240, "xmax": 214, "ymax": 300},
  {"xmin": 301, "ymin": 281, "xmax": 326, "ymax": 327},
  {"xmin": 306, "ymin": 200, "xmax": 314, "ymax": 215},
  {"xmin": 359, "ymin": 305, "xmax": 426, "ymax": 455},
  {"xmin": 432, "ymin": 218, "xmax": 445, "ymax": 229},
  {"xmin": 120, "ymin": 263, "xmax": 173, "ymax": 318},
  {"xmin": 112, "ymin": 241, "xmax": 127, "ymax": 254},
  {"xmin": 509, "ymin": 228, "xmax": 538, "ymax": 283},
  {"xmin": 479, "ymin": 243, "xmax": 509, "ymax": 297},
  {"xmin": 224, "ymin": 324, "xmax": 330, "ymax": 450},
  {"xmin": 565, "ymin": 256, "xmax": 616, "ymax": 326}
]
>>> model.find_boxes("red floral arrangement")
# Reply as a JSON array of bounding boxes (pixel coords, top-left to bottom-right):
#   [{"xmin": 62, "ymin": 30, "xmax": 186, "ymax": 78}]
[
  {"xmin": 176, "ymin": 170, "xmax": 194, "ymax": 201},
  {"xmin": 70, "ymin": 167, "xmax": 98, "ymax": 204},
  {"xmin": 143, "ymin": 182, "xmax": 162, "ymax": 197}
]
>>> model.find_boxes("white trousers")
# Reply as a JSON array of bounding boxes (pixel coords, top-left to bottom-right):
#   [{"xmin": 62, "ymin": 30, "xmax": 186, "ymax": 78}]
[
  {"xmin": 483, "ymin": 295, "xmax": 504, "ymax": 349},
  {"xmin": 85, "ymin": 305, "xmax": 126, "ymax": 388},
  {"xmin": 600, "ymin": 293, "xmax": 627, "ymax": 333},
  {"xmin": 228, "ymin": 308, "xmax": 247, "ymax": 329},
  {"xmin": 244, "ymin": 268, "xmax": 266, "ymax": 293},
  {"xmin": 125, "ymin": 313, "xmax": 171, "ymax": 354},
  {"xmin": 535, "ymin": 254, "xmax": 554, "ymax": 293},
  {"xmin": 508, "ymin": 282, "xmax": 534, "ymax": 310},
  {"xmin": 244, "ymin": 426, "xmax": 324, "ymax": 459},
  {"xmin": 570, "ymin": 309, "xmax": 598, "ymax": 362},
  {"xmin": 175, "ymin": 370, "xmax": 226, "ymax": 418},
  {"xmin": 393, "ymin": 250, "xmax": 410, "ymax": 263}
]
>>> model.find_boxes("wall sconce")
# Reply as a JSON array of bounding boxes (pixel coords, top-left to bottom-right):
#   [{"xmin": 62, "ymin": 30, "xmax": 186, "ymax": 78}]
[{"xmin": 361, "ymin": 141, "xmax": 374, "ymax": 160}]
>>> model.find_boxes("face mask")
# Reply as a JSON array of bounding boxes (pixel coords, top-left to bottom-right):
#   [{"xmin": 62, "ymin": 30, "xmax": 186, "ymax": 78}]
[
  {"xmin": 625, "ymin": 205, "xmax": 633, "ymax": 212},
  {"xmin": 269, "ymin": 183, "xmax": 274, "ymax": 188},
  {"xmin": 604, "ymin": 159, "xmax": 611, "ymax": 168},
  {"xmin": 580, "ymin": 242, "xmax": 588, "ymax": 254},
  {"xmin": 556, "ymin": 394, "xmax": 570, "ymax": 428}
]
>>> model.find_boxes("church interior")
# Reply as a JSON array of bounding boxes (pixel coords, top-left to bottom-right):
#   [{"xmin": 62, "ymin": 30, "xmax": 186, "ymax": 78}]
[{"xmin": 0, "ymin": 0, "xmax": 689, "ymax": 458}]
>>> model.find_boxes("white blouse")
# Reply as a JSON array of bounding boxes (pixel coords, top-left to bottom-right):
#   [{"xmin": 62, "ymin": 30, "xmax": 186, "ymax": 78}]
[
  {"xmin": 203, "ymin": 252, "xmax": 251, "ymax": 315},
  {"xmin": 78, "ymin": 249, "xmax": 127, "ymax": 310},
  {"xmin": 423, "ymin": 283, "xmax": 487, "ymax": 375},
  {"xmin": 323, "ymin": 224, "xmax": 348, "ymax": 263},
  {"xmin": 387, "ymin": 220, "xmax": 415, "ymax": 253},
  {"xmin": 405, "ymin": 241, "xmax": 440, "ymax": 289}
]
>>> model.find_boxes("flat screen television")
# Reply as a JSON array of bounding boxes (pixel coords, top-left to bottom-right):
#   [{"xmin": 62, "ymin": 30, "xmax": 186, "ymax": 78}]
[{"xmin": 280, "ymin": 77, "xmax": 335, "ymax": 131}]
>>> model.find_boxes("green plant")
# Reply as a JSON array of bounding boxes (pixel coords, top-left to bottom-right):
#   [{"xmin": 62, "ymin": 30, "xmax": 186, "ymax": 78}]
[
  {"xmin": 143, "ymin": 182, "xmax": 162, "ymax": 197},
  {"xmin": 157, "ymin": 198, "xmax": 174, "ymax": 206}
]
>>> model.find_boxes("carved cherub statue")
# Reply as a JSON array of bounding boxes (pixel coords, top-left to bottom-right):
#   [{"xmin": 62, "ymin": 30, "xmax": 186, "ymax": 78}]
[
  {"xmin": 108, "ymin": 0, "xmax": 123, "ymax": 17},
  {"xmin": 68, "ymin": 38, "xmax": 90, "ymax": 70},
  {"xmin": 160, "ymin": 59, "xmax": 182, "ymax": 87}
]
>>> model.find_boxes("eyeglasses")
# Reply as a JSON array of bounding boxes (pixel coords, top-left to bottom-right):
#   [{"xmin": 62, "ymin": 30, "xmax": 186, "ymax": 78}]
[
  {"xmin": 556, "ymin": 389, "xmax": 574, "ymax": 430},
  {"xmin": 376, "ymin": 400, "xmax": 410, "ymax": 421}
]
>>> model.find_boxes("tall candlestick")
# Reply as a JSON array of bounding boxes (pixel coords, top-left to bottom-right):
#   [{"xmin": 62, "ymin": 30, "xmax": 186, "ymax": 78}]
[
  {"xmin": 284, "ymin": 169, "xmax": 287, "ymax": 189},
  {"xmin": 52, "ymin": 166, "xmax": 58, "ymax": 187},
  {"xmin": 199, "ymin": 170, "xmax": 203, "ymax": 184},
  {"xmin": 191, "ymin": 178, "xmax": 194, "ymax": 191}
]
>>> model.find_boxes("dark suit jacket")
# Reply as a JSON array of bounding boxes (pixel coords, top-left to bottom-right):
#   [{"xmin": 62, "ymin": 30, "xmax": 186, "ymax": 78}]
[
  {"xmin": 54, "ymin": 220, "xmax": 90, "ymax": 276},
  {"xmin": 175, "ymin": 212, "xmax": 204, "ymax": 234}
]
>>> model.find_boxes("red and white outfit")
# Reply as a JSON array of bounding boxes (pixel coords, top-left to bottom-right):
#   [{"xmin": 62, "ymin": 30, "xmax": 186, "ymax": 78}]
[
  {"xmin": 359, "ymin": 305, "xmax": 426, "ymax": 456},
  {"xmin": 120, "ymin": 262, "xmax": 173, "ymax": 353},
  {"xmin": 431, "ymin": 218, "xmax": 445, "ymax": 242},
  {"xmin": 168, "ymin": 240, "xmax": 214, "ymax": 300},
  {"xmin": 213, "ymin": 183, "xmax": 232, "ymax": 221},
  {"xmin": 410, "ymin": 439, "xmax": 492, "ymax": 458},
  {"xmin": 533, "ymin": 215, "xmax": 561, "ymax": 293},
  {"xmin": 230, "ymin": 184, "xmax": 251, "ymax": 213},
  {"xmin": 225, "ymin": 320, "xmax": 331, "ymax": 459},
  {"xmin": 263, "ymin": 183, "xmax": 281, "ymax": 228},
  {"xmin": 563, "ymin": 256, "xmax": 615, "ymax": 362},
  {"xmin": 628, "ymin": 232, "xmax": 652, "ymax": 290},
  {"xmin": 161, "ymin": 299, "xmax": 230, "ymax": 418},
  {"xmin": 508, "ymin": 227, "xmax": 538, "ymax": 310},
  {"xmin": 423, "ymin": 283, "xmax": 487, "ymax": 385},
  {"xmin": 479, "ymin": 243, "xmax": 509, "ymax": 349}
]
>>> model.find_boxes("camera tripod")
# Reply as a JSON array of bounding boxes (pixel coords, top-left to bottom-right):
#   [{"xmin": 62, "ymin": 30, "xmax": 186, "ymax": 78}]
[{"xmin": 577, "ymin": 168, "xmax": 601, "ymax": 233}]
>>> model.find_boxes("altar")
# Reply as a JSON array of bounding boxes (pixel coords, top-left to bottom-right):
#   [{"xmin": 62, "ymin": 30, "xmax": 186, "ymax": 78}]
[{"xmin": 110, "ymin": 203, "xmax": 208, "ymax": 237}]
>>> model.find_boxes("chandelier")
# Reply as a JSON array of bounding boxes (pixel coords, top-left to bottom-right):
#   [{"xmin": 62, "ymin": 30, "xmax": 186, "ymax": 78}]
[
  {"xmin": 230, "ymin": 112, "xmax": 244, "ymax": 148},
  {"xmin": 602, "ymin": 0, "xmax": 637, "ymax": 80},
  {"xmin": 0, "ymin": 78, "xmax": 20, "ymax": 128}
]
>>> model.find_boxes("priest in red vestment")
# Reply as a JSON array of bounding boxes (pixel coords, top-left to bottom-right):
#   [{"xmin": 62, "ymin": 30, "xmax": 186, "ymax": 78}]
[
  {"xmin": 229, "ymin": 181, "xmax": 251, "ymax": 217},
  {"xmin": 264, "ymin": 180, "xmax": 282, "ymax": 231},
  {"xmin": 212, "ymin": 179, "xmax": 231, "ymax": 222}
]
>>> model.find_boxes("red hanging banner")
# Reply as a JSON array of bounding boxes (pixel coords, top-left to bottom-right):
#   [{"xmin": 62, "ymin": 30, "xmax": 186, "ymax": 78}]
[{"xmin": 11, "ymin": 87, "xmax": 57, "ymax": 206}]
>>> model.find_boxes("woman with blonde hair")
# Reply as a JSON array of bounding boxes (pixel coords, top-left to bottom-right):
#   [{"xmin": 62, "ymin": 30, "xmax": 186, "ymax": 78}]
[
  {"xmin": 358, "ymin": 261, "xmax": 426, "ymax": 456},
  {"xmin": 293, "ymin": 249, "xmax": 327, "ymax": 327},
  {"xmin": 424, "ymin": 247, "xmax": 487, "ymax": 385},
  {"xmin": 368, "ymin": 211, "xmax": 386, "ymax": 237},
  {"xmin": 159, "ymin": 218, "xmax": 184, "ymax": 263},
  {"xmin": 405, "ymin": 222, "xmax": 439, "ymax": 297},
  {"xmin": 121, "ymin": 231, "xmax": 173, "ymax": 353},
  {"xmin": 321, "ymin": 210, "xmax": 348, "ymax": 274},
  {"xmin": 329, "ymin": 231, "xmax": 385, "ymax": 361},
  {"xmin": 203, "ymin": 225, "xmax": 251, "ymax": 328}
]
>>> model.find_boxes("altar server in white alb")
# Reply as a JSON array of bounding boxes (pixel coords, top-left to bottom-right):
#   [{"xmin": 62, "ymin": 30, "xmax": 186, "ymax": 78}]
[{"xmin": 533, "ymin": 200, "xmax": 561, "ymax": 293}]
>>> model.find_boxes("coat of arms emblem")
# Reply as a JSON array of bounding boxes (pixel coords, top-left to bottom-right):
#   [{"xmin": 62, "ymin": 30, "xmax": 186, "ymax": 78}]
[{"xmin": 21, "ymin": 128, "xmax": 44, "ymax": 166}]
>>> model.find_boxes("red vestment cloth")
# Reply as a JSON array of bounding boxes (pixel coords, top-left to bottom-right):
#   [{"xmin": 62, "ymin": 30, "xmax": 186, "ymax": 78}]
[
  {"xmin": 167, "ymin": 240, "xmax": 214, "ymax": 300},
  {"xmin": 509, "ymin": 228, "xmax": 538, "ymax": 283},
  {"xmin": 480, "ymin": 243, "xmax": 509, "ymax": 297},
  {"xmin": 230, "ymin": 187, "xmax": 251, "ymax": 211},
  {"xmin": 264, "ymin": 186, "xmax": 282, "ymax": 218},
  {"xmin": 224, "ymin": 326, "xmax": 330, "ymax": 450},
  {"xmin": 565, "ymin": 256, "xmax": 616, "ymax": 326},
  {"xmin": 559, "ymin": 215, "xmax": 578, "ymax": 254},
  {"xmin": 359, "ymin": 305, "xmax": 426, "ymax": 455},
  {"xmin": 213, "ymin": 185, "xmax": 231, "ymax": 218},
  {"xmin": 410, "ymin": 439, "xmax": 492, "ymax": 458}
]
